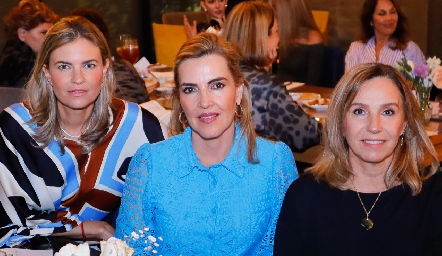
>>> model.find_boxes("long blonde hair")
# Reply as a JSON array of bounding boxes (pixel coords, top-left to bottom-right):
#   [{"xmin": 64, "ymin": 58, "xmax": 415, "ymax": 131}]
[
  {"xmin": 309, "ymin": 63, "xmax": 439, "ymax": 195},
  {"xmin": 223, "ymin": 1, "xmax": 275, "ymax": 68},
  {"xmin": 171, "ymin": 33, "xmax": 258, "ymax": 163},
  {"xmin": 25, "ymin": 16, "xmax": 115, "ymax": 154}
]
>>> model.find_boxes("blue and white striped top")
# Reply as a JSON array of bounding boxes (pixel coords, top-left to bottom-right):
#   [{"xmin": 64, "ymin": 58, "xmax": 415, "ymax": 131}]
[{"xmin": 345, "ymin": 37, "xmax": 425, "ymax": 73}]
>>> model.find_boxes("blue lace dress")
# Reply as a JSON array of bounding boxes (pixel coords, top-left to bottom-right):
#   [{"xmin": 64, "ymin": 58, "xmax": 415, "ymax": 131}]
[{"xmin": 115, "ymin": 125, "xmax": 298, "ymax": 255}]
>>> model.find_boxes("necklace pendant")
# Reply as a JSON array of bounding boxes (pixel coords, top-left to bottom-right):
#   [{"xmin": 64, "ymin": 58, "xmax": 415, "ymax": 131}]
[{"xmin": 361, "ymin": 217, "xmax": 374, "ymax": 230}]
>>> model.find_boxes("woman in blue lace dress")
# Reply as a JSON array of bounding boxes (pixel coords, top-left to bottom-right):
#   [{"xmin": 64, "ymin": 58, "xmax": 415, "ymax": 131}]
[{"xmin": 115, "ymin": 33, "xmax": 298, "ymax": 255}]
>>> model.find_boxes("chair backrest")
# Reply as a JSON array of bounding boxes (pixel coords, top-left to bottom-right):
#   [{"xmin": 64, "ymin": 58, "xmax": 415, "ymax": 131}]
[
  {"xmin": 320, "ymin": 46, "xmax": 344, "ymax": 88},
  {"xmin": 162, "ymin": 11, "xmax": 207, "ymax": 25},
  {"xmin": 0, "ymin": 87, "xmax": 24, "ymax": 110},
  {"xmin": 152, "ymin": 23, "xmax": 188, "ymax": 67},
  {"xmin": 312, "ymin": 10, "xmax": 329, "ymax": 44}
]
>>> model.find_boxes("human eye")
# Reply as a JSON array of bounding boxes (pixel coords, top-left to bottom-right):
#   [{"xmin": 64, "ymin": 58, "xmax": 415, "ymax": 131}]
[
  {"xmin": 383, "ymin": 109, "xmax": 395, "ymax": 116},
  {"xmin": 211, "ymin": 81, "xmax": 225, "ymax": 90},
  {"xmin": 353, "ymin": 108, "xmax": 365, "ymax": 115},
  {"xmin": 182, "ymin": 86, "xmax": 196, "ymax": 94},
  {"xmin": 84, "ymin": 63, "xmax": 96, "ymax": 69},
  {"xmin": 207, "ymin": 0, "xmax": 214, "ymax": 4},
  {"xmin": 57, "ymin": 64, "xmax": 70, "ymax": 70},
  {"xmin": 377, "ymin": 10, "xmax": 386, "ymax": 16}
]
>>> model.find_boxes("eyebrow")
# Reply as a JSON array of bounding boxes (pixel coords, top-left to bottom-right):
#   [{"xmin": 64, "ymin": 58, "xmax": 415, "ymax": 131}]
[
  {"xmin": 350, "ymin": 102, "xmax": 400, "ymax": 108},
  {"xmin": 179, "ymin": 77, "xmax": 227, "ymax": 87},
  {"xmin": 53, "ymin": 59, "xmax": 99, "ymax": 65}
]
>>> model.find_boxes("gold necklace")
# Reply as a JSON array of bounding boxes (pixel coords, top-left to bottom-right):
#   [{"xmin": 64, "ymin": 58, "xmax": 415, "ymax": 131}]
[{"xmin": 354, "ymin": 187, "xmax": 382, "ymax": 230}]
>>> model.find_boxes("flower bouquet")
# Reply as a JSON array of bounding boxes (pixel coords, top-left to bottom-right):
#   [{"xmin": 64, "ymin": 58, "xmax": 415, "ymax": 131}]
[{"xmin": 396, "ymin": 54, "xmax": 442, "ymax": 123}]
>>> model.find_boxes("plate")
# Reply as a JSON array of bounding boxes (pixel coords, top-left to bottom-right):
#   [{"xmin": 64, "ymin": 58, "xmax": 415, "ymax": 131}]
[
  {"xmin": 302, "ymin": 100, "xmax": 329, "ymax": 111},
  {"xmin": 290, "ymin": 92, "xmax": 321, "ymax": 102},
  {"xmin": 156, "ymin": 86, "xmax": 173, "ymax": 92},
  {"xmin": 284, "ymin": 81, "xmax": 305, "ymax": 90}
]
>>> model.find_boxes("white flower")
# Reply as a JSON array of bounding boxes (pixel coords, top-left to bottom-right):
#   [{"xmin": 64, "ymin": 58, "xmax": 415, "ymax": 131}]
[
  {"xmin": 431, "ymin": 66, "xmax": 442, "ymax": 89},
  {"xmin": 407, "ymin": 59, "xmax": 415, "ymax": 71},
  {"xmin": 100, "ymin": 237, "xmax": 135, "ymax": 256},
  {"xmin": 427, "ymin": 56, "xmax": 441, "ymax": 70},
  {"xmin": 55, "ymin": 243, "xmax": 90, "ymax": 256}
]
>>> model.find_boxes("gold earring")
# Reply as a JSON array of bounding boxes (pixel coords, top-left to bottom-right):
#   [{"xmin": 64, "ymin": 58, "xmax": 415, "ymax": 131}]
[
  {"xmin": 235, "ymin": 104, "xmax": 243, "ymax": 118},
  {"xmin": 179, "ymin": 111, "xmax": 188, "ymax": 124},
  {"xmin": 399, "ymin": 134, "xmax": 404, "ymax": 147}
]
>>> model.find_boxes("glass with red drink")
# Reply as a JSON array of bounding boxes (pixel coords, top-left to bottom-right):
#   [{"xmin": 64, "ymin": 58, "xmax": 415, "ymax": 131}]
[{"xmin": 121, "ymin": 38, "xmax": 140, "ymax": 64}]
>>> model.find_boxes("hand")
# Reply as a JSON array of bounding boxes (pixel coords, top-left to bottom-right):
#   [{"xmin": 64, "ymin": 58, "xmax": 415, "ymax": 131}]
[
  {"xmin": 52, "ymin": 220, "xmax": 115, "ymax": 241},
  {"xmin": 183, "ymin": 14, "xmax": 197, "ymax": 38}
]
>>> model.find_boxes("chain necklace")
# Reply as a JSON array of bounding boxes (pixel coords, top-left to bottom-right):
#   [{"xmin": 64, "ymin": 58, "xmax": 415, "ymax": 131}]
[
  {"xmin": 353, "ymin": 184, "xmax": 382, "ymax": 230},
  {"xmin": 60, "ymin": 114, "xmax": 93, "ymax": 139}
]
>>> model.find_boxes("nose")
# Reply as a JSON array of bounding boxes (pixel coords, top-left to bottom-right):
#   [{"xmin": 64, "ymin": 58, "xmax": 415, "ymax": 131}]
[
  {"xmin": 198, "ymin": 90, "xmax": 213, "ymax": 109},
  {"xmin": 367, "ymin": 114, "xmax": 382, "ymax": 133},
  {"xmin": 72, "ymin": 68, "xmax": 85, "ymax": 85},
  {"xmin": 214, "ymin": 1, "xmax": 220, "ymax": 8}
]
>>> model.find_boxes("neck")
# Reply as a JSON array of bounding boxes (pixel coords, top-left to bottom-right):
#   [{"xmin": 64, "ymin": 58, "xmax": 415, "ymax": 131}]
[
  {"xmin": 191, "ymin": 124, "xmax": 235, "ymax": 167},
  {"xmin": 58, "ymin": 105, "xmax": 94, "ymax": 138},
  {"xmin": 348, "ymin": 158, "xmax": 394, "ymax": 193}
]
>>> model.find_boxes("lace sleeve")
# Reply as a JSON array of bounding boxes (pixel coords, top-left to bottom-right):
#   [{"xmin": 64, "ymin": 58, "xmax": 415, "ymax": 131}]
[
  {"xmin": 257, "ymin": 142, "xmax": 298, "ymax": 255},
  {"xmin": 115, "ymin": 143, "xmax": 155, "ymax": 254}
]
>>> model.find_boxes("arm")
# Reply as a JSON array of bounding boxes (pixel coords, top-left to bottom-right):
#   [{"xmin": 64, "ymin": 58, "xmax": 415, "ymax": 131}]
[
  {"xmin": 405, "ymin": 41, "xmax": 426, "ymax": 66},
  {"xmin": 113, "ymin": 59, "xmax": 150, "ymax": 104},
  {"xmin": 258, "ymin": 142, "xmax": 298, "ymax": 255},
  {"xmin": 183, "ymin": 15, "xmax": 197, "ymax": 39},
  {"xmin": 345, "ymin": 41, "xmax": 360, "ymax": 73},
  {"xmin": 115, "ymin": 143, "xmax": 155, "ymax": 254}
]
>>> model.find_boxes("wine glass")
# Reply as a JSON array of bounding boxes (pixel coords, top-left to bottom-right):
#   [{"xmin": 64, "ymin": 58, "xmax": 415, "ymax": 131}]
[
  {"xmin": 121, "ymin": 37, "xmax": 140, "ymax": 64},
  {"xmin": 116, "ymin": 34, "xmax": 131, "ymax": 58}
]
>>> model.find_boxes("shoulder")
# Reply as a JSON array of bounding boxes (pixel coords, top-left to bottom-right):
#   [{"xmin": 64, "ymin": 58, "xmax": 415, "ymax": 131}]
[
  {"xmin": 307, "ymin": 30, "xmax": 323, "ymax": 45},
  {"xmin": 256, "ymin": 139, "xmax": 295, "ymax": 163},
  {"xmin": 285, "ymin": 173, "xmax": 325, "ymax": 199}
]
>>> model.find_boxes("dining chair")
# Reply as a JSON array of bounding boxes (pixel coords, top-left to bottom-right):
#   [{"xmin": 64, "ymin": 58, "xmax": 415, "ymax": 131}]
[
  {"xmin": 152, "ymin": 23, "xmax": 188, "ymax": 67},
  {"xmin": 312, "ymin": 10, "xmax": 329, "ymax": 45},
  {"xmin": 0, "ymin": 87, "xmax": 24, "ymax": 110},
  {"xmin": 162, "ymin": 11, "xmax": 207, "ymax": 25}
]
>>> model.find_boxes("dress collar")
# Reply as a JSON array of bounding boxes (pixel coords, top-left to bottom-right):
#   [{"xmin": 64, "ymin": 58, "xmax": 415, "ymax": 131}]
[{"xmin": 177, "ymin": 123, "xmax": 247, "ymax": 178}]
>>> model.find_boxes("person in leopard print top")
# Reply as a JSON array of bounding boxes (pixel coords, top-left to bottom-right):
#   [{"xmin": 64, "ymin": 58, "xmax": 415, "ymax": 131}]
[{"xmin": 223, "ymin": 1, "xmax": 320, "ymax": 152}]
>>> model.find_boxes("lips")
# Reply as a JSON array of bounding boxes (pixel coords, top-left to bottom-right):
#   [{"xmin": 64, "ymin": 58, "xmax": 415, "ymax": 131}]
[
  {"xmin": 363, "ymin": 140, "xmax": 385, "ymax": 145},
  {"xmin": 198, "ymin": 112, "xmax": 218, "ymax": 123},
  {"xmin": 68, "ymin": 89, "xmax": 88, "ymax": 96}
]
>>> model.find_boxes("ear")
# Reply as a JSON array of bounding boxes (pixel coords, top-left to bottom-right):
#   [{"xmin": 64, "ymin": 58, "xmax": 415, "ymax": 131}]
[
  {"xmin": 17, "ymin": 28, "xmax": 27, "ymax": 42},
  {"xmin": 200, "ymin": 1, "xmax": 207, "ymax": 11},
  {"xmin": 102, "ymin": 58, "xmax": 110, "ymax": 77},
  {"xmin": 236, "ymin": 83, "xmax": 244, "ymax": 105},
  {"xmin": 42, "ymin": 64, "xmax": 52, "ymax": 83}
]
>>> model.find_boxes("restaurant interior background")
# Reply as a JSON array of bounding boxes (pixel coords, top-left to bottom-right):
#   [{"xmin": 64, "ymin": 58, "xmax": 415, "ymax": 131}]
[{"xmin": 0, "ymin": 0, "xmax": 441, "ymax": 66}]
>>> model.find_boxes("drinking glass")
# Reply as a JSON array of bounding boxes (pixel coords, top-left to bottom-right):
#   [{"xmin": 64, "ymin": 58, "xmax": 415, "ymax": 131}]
[
  {"xmin": 116, "ymin": 34, "xmax": 131, "ymax": 58},
  {"xmin": 121, "ymin": 37, "xmax": 140, "ymax": 64}
]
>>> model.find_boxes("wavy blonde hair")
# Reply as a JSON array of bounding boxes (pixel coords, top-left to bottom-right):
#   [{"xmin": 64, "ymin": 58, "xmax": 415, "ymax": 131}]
[
  {"xmin": 308, "ymin": 63, "xmax": 439, "ymax": 195},
  {"xmin": 25, "ymin": 16, "xmax": 115, "ymax": 154},
  {"xmin": 171, "ymin": 33, "xmax": 257, "ymax": 163},
  {"xmin": 223, "ymin": 1, "xmax": 275, "ymax": 68}
]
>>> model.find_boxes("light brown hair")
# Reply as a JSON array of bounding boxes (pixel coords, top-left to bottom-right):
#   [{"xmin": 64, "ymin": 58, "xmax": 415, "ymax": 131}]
[
  {"xmin": 267, "ymin": 0, "xmax": 320, "ymax": 54},
  {"xmin": 223, "ymin": 1, "xmax": 275, "ymax": 68},
  {"xmin": 3, "ymin": 0, "xmax": 59, "ymax": 40},
  {"xmin": 171, "ymin": 32, "xmax": 258, "ymax": 163},
  {"xmin": 309, "ymin": 63, "xmax": 439, "ymax": 195},
  {"xmin": 25, "ymin": 16, "xmax": 115, "ymax": 154}
]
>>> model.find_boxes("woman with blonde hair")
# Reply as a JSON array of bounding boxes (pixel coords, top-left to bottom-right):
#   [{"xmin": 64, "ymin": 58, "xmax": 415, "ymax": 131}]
[
  {"xmin": 223, "ymin": 1, "xmax": 320, "ymax": 153},
  {"xmin": 116, "ymin": 32, "xmax": 297, "ymax": 255},
  {"xmin": 274, "ymin": 63, "xmax": 442, "ymax": 255},
  {"xmin": 0, "ymin": 0, "xmax": 59, "ymax": 88},
  {"xmin": 0, "ymin": 16, "xmax": 164, "ymax": 247},
  {"xmin": 267, "ymin": 0, "xmax": 324, "ymax": 85}
]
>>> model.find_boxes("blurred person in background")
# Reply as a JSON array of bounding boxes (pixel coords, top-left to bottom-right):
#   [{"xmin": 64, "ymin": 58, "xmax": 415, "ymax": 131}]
[
  {"xmin": 184, "ymin": 0, "xmax": 228, "ymax": 38},
  {"xmin": 223, "ymin": 1, "xmax": 321, "ymax": 153},
  {"xmin": 345, "ymin": 0, "xmax": 425, "ymax": 72},
  {"xmin": 267, "ymin": 0, "xmax": 324, "ymax": 86},
  {"xmin": 0, "ymin": 0, "xmax": 59, "ymax": 88}
]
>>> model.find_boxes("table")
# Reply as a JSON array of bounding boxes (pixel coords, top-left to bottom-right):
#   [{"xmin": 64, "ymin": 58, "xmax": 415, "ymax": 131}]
[{"xmin": 290, "ymin": 85, "xmax": 442, "ymax": 165}]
